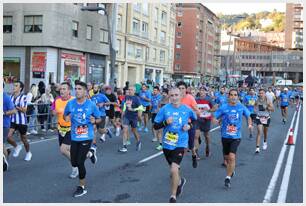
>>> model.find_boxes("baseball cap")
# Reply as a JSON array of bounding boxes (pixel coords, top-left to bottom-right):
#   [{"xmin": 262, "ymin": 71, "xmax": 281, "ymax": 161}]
[{"xmin": 284, "ymin": 87, "xmax": 288, "ymax": 91}]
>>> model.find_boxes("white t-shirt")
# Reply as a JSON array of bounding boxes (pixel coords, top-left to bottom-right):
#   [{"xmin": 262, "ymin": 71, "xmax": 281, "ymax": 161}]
[{"xmin": 266, "ymin": 91, "xmax": 275, "ymax": 103}]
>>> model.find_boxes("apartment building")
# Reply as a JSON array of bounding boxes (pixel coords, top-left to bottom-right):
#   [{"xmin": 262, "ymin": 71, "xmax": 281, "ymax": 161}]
[{"xmin": 285, "ymin": 3, "xmax": 303, "ymax": 50}]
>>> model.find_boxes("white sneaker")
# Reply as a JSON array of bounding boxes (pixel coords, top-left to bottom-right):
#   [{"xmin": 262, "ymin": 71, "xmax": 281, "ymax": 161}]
[
  {"xmin": 13, "ymin": 145, "xmax": 22, "ymax": 157},
  {"xmin": 152, "ymin": 137, "xmax": 158, "ymax": 142},
  {"xmin": 48, "ymin": 129, "xmax": 54, "ymax": 132},
  {"xmin": 41, "ymin": 129, "xmax": 47, "ymax": 132},
  {"xmin": 24, "ymin": 152, "xmax": 32, "ymax": 161},
  {"xmin": 255, "ymin": 147, "xmax": 260, "ymax": 153},
  {"xmin": 100, "ymin": 134, "xmax": 106, "ymax": 142},
  {"xmin": 70, "ymin": 167, "xmax": 79, "ymax": 178},
  {"xmin": 115, "ymin": 128, "xmax": 120, "ymax": 137},
  {"xmin": 31, "ymin": 130, "xmax": 38, "ymax": 134},
  {"xmin": 26, "ymin": 132, "xmax": 31, "ymax": 135},
  {"xmin": 262, "ymin": 142, "xmax": 268, "ymax": 150}
]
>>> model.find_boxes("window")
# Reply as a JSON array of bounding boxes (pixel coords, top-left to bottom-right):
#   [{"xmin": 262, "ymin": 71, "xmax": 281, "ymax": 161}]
[
  {"xmin": 132, "ymin": 18, "xmax": 140, "ymax": 34},
  {"xmin": 127, "ymin": 43, "xmax": 135, "ymax": 57},
  {"xmin": 178, "ymin": 10, "xmax": 183, "ymax": 17},
  {"xmin": 142, "ymin": 22, "xmax": 148, "ymax": 38},
  {"xmin": 145, "ymin": 47, "xmax": 149, "ymax": 61},
  {"xmin": 3, "ymin": 16, "xmax": 12, "ymax": 33},
  {"xmin": 153, "ymin": 48, "xmax": 157, "ymax": 61},
  {"xmin": 154, "ymin": 8, "xmax": 159, "ymax": 22},
  {"xmin": 136, "ymin": 46, "xmax": 142, "ymax": 59},
  {"xmin": 161, "ymin": 11, "xmax": 167, "ymax": 25},
  {"xmin": 176, "ymin": 53, "xmax": 181, "ymax": 59},
  {"xmin": 24, "ymin": 15, "xmax": 43, "ymax": 33},
  {"xmin": 177, "ymin": 31, "xmax": 182, "ymax": 37},
  {"xmin": 160, "ymin": 31, "xmax": 166, "ymax": 42},
  {"xmin": 133, "ymin": 3, "xmax": 141, "ymax": 12},
  {"xmin": 97, "ymin": 3, "xmax": 106, "ymax": 15},
  {"xmin": 154, "ymin": 28, "xmax": 158, "ymax": 40},
  {"xmin": 177, "ymin": 21, "xmax": 182, "ymax": 27},
  {"xmin": 160, "ymin": 50, "xmax": 165, "ymax": 63},
  {"xmin": 117, "ymin": 14, "xmax": 122, "ymax": 31},
  {"xmin": 72, "ymin": 21, "xmax": 78, "ymax": 37},
  {"xmin": 86, "ymin": 25, "xmax": 92, "ymax": 40},
  {"xmin": 176, "ymin": 43, "xmax": 181, "ymax": 49},
  {"xmin": 175, "ymin": 64, "xmax": 181, "ymax": 70},
  {"xmin": 116, "ymin": 39, "xmax": 121, "ymax": 55},
  {"xmin": 100, "ymin": 29, "xmax": 108, "ymax": 43},
  {"xmin": 142, "ymin": 3, "xmax": 149, "ymax": 15}
]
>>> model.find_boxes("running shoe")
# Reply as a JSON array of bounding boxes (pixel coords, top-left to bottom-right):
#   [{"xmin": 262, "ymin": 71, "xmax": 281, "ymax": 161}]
[
  {"xmin": 13, "ymin": 145, "xmax": 22, "ymax": 157},
  {"xmin": 24, "ymin": 152, "xmax": 32, "ymax": 161},
  {"xmin": 152, "ymin": 137, "xmax": 158, "ymax": 142},
  {"xmin": 176, "ymin": 177, "xmax": 186, "ymax": 197},
  {"xmin": 192, "ymin": 155, "xmax": 197, "ymax": 168},
  {"xmin": 100, "ymin": 134, "xmax": 106, "ymax": 142},
  {"xmin": 224, "ymin": 177, "xmax": 231, "ymax": 188},
  {"xmin": 255, "ymin": 147, "xmax": 260, "ymax": 154},
  {"xmin": 137, "ymin": 127, "xmax": 143, "ymax": 132},
  {"xmin": 3, "ymin": 156, "xmax": 8, "ymax": 172},
  {"xmin": 136, "ymin": 141, "xmax": 142, "ymax": 151},
  {"xmin": 30, "ymin": 130, "xmax": 38, "ymax": 134},
  {"xmin": 73, "ymin": 186, "xmax": 87, "ymax": 197},
  {"xmin": 262, "ymin": 142, "xmax": 268, "ymax": 150},
  {"xmin": 42, "ymin": 129, "xmax": 47, "ymax": 132},
  {"xmin": 70, "ymin": 167, "xmax": 79, "ymax": 178},
  {"xmin": 169, "ymin": 197, "xmax": 176, "ymax": 203},
  {"xmin": 118, "ymin": 146, "xmax": 128, "ymax": 153},
  {"xmin": 156, "ymin": 144, "xmax": 163, "ymax": 151},
  {"xmin": 89, "ymin": 148, "xmax": 97, "ymax": 164},
  {"xmin": 144, "ymin": 127, "xmax": 149, "ymax": 132}
]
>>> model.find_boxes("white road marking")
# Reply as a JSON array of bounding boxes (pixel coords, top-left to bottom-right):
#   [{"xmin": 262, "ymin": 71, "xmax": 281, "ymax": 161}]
[
  {"xmin": 277, "ymin": 104, "xmax": 301, "ymax": 202},
  {"xmin": 6, "ymin": 136, "xmax": 57, "ymax": 149},
  {"xmin": 263, "ymin": 109, "xmax": 298, "ymax": 203},
  {"xmin": 137, "ymin": 126, "xmax": 221, "ymax": 164}
]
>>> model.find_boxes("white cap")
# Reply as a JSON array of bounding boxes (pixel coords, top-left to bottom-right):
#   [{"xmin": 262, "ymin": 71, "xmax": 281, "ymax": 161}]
[{"xmin": 284, "ymin": 87, "xmax": 288, "ymax": 91}]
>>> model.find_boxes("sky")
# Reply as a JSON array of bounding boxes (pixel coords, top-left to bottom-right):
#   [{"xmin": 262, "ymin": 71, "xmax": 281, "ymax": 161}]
[{"xmin": 204, "ymin": 3, "xmax": 286, "ymax": 15}]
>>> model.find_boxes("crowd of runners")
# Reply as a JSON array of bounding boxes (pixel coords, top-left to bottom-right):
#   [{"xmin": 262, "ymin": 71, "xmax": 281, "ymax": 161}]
[{"xmin": 3, "ymin": 79, "xmax": 303, "ymax": 202}]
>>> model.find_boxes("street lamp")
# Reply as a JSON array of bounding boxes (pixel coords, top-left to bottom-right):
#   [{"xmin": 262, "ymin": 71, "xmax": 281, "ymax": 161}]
[{"xmin": 81, "ymin": 4, "xmax": 117, "ymax": 88}]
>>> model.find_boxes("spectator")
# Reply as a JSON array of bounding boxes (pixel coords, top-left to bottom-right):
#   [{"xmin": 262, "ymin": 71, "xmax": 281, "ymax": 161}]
[{"xmin": 26, "ymin": 84, "xmax": 39, "ymax": 134}]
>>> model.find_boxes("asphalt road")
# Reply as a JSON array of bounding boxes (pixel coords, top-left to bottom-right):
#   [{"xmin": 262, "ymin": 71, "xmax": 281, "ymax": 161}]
[{"xmin": 3, "ymin": 105, "xmax": 303, "ymax": 203}]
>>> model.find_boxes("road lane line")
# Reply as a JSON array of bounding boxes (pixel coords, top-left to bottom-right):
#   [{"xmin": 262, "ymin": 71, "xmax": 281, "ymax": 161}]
[
  {"xmin": 277, "ymin": 104, "xmax": 301, "ymax": 202},
  {"xmin": 263, "ymin": 109, "xmax": 297, "ymax": 203},
  {"xmin": 137, "ymin": 126, "xmax": 220, "ymax": 164},
  {"xmin": 6, "ymin": 136, "xmax": 57, "ymax": 149}
]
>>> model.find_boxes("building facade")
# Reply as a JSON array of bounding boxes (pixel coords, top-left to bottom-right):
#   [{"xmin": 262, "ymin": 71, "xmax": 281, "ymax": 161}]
[
  {"xmin": 115, "ymin": 3, "xmax": 176, "ymax": 87},
  {"xmin": 3, "ymin": 3, "xmax": 109, "ymax": 91},
  {"xmin": 285, "ymin": 3, "xmax": 303, "ymax": 50},
  {"xmin": 173, "ymin": 3, "xmax": 221, "ymax": 85}
]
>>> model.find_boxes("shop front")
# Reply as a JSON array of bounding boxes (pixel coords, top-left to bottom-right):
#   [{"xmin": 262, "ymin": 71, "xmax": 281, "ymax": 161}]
[
  {"xmin": 3, "ymin": 57, "xmax": 20, "ymax": 93},
  {"xmin": 87, "ymin": 54, "xmax": 106, "ymax": 84}
]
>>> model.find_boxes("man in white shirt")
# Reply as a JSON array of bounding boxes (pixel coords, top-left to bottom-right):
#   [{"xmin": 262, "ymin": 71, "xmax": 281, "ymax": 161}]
[{"xmin": 266, "ymin": 87, "xmax": 275, "ymax": 104}]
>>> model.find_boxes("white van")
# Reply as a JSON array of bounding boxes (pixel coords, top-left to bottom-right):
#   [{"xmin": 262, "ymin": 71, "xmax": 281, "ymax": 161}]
[{"xmin": 275, "ymin": 79, "xmax": 293, "ymax": 86}]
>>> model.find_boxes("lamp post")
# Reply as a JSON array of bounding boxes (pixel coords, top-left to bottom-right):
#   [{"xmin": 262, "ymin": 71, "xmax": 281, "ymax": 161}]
[{"xmin": 81, "ymin": 4, "xmax": 117, "ymax": 88}]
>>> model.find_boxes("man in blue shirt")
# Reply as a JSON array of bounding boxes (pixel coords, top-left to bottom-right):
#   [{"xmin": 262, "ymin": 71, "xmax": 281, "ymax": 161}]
[
  {"xmin": 279, "ymin": 87, "xmax": 291, "ymax": 124},
  {"xmin": 151, "ymin": 86, "xmax": 163, "ymax": 150},
  {"xmin": 3, "ymin": 85, "xmax": 16, "ymax": 171},
  {"xmin": 215, "ymin": 86, "xmax": 227, "ymax": 107},
  {"xmin": 64, "ymin": 80, "xmax": 101, "ymax": 197},
  {"xmin": 243, "ymin": 87, "xmax": 258, "ymax": 139},
  {"xmin": 138, "ymin": 84, "xmax": 152, "ymax": 132},
  {"xmin": 213, "ymin": 88, "xmax": 252, "ymax": 188},
  {"xmin": 154, "ymin": 87, "xmax": 197, "ymax": 203}
]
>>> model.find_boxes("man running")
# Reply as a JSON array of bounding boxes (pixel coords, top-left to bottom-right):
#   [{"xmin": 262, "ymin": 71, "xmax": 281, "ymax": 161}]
[
  {"xmin": 138, "ymin": 84, "xmax": 152, "ymax": 132},
  {"xmin": 213, "ymin": 88, "xmax": 252, "ymax": 188},
  {"xmin": 266, "ymin": 87, "xmax": 276, "ymax": 106},
  {"xmin": 254, "ymin": 89, "xmax": 274, "ymax": 153},
  {"xmin": 151, "ymin": 86, "xmax": 163, "ymax": 150},
  {"xmin": 215, "ymin": 86, "xmax": 228, "ymax": 107},
  {"xmin": 154, "ymin": 87, "xmax": 197, "ymax": 203},
  {"xmin": 7, "ymin": 81, "xmax": 32, "ymax": 161},
  {"xmin": 243, "ymin": 87, "xmax": 257, "ymax": 139},
  {"xmin": 51, "ymin": 82, "xmax": 78, "ymax": 178},
  {"xmin": 279, "ymin": 87, "xmax": 290, "ymax": 124},
  {"xmin": 64, "ymin": 80, "xmax": 101, "ymax": 197}
]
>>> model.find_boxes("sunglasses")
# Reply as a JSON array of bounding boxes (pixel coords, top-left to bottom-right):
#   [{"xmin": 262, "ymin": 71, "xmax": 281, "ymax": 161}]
[{"xmin": 170, "ymin": 94, "xmax": 180, "ymax": 97}]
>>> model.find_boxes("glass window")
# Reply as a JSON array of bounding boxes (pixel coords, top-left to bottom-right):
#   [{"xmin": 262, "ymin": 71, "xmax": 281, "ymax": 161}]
[
  {"xmin": 132, "ymin": 18, "xmax": 140, "ymax": 34},
  {"xmin": 154, "ymin": 8, "xmax": 159, "ymax": 22},
  {"xmin": 161, "ymin": 11, "xmax": 167, "ymax": 25},
  {"xmin": 116, "ymin": 14, "xmax": 122, "ymax": 31},
  {"xmin": 135, "ymin": 46, "xmax": 142, "ymax": 59},
  {"xmin": 145, "ymin": 47, "xmax": 149, "ymax": 61},
  {"xmin": 177, "ymin": 31, "xmax": 182, "ymax": 37},
  {"xmin": 127, "ymin": 43, "xmax": 135, "ymax": 57},
  {"xmin": 116, "ymin": 39, "xmax": 121, "ymax": 55},
  {"xmin": 177, "ymin": 21, "xmax": 182, "ymax": 27},
  {"xmin": 3, "ymin": 16, "xmax": 12, "ymax": 33},
  {"xmin": 176, "ymin": 43, "xmax": 181, "ymax": 49},
  {"xmin": 142, "ymin": 22, "xmax": 148, "ymax": 38},
  {"xmin": 177, "ymin": 10, "xmax": 183, "ymax": 17},
  {"xmin": 133, "ymin": 3, "xmax": 141, "ymax": 12},
  {"xmin": 175, "ymin": 64, "xmax": 181, "ymax": 70},
  {"xmin": 176, "ymin": 53, "xmax": 181, "ymax": 59},
  {"xmin": 160, "ymin": 31, "xmax": 166, "ymax": 42},
  {"xmin": 160, "ymin": 50, "xmax": 165, "ymax": 63},
  {"xmin": 86, "ymin": 25, "xmax": 92, "ymax": 40},
  {"xmin": 153, "ymin": 48, "xmax": 157, "ymax": 61},
  {"xmin": 142, "ymin": 3, "xmax": 149, "ymax": 15},
  {"xmin": 154, "ymin": 28, "xmax": 158, "ymax": 40},
  {"xmin": 100, "ymin": 29, "xmax": 108, "ymax": 43},
  {"xmin": 97, "ymin": 3, "xmax": 106, "ymax": 15},
  {"xmin": 24, "ymin": 15, "xmax": 43, "ymax": 33},
  {"xmin": 72, "ymin": 21, "xmax": 78, "ymax": 37}
]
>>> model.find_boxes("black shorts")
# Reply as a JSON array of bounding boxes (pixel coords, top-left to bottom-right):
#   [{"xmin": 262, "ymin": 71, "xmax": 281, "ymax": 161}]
[
  {"xmin": 281, "ymin": 105, "xmax": 288, "ymax": 110},
  {"xmin": 256, "ymin": 117, "xmax": 271, "ymax": 127},
  {"xmin": 250, "ymin": 113, "xmax": 257, "ymax": 121},
  {"xmin": 97, "ymin": 116, "xmax": 106, "ymax": 129},
  {"xmin": 106, "ymin": 110, "xmax": 115, "ymax": 119},
  {"xmin": 222, "ymin": 138, "xmax": 241, "ymax": 155},
  {"xmin": 163, "ymin": 147, "xmax": 185, "ymax": 166},
  {"xmin": 151, "ymin": 113, "xmax": 157, "ymax": 124},
  {"xmin": 188, "ymin": 126, "xmax": 196, "ymax": 150},
  {"xmin": 195, "ymin": 119, "xmax": 211, "ymax": 132},
  {"xmin": 143, "ymin": 106, "xmax": 151, "ymax": 114},
  {"xmin": 123, "ymin": 117, "xmax": 138, "ymax": 128},
  {"xmin": 10, "ymin": 122, "xmax": 27, "ymax": 135},
  {"xmin": 115, "ymin": 111, "xmax": 121, "ymax": 119},
  {"xmin": 58, "ymin": 131, "xmax": 71, "ymax": 146}
]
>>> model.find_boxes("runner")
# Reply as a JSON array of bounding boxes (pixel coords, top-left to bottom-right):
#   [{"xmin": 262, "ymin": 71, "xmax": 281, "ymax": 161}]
[
  {"xmin": 160, "ymin": 88, "xmax": 170, "ymax": 107},
  {"xmin": 119, "ymin": 86, "xmax": 142, "ymax": 152},
  {"xmin": 279, "ymin": 87, "xmax": 290, "ymax": 124},
  {"xmin": 150, "ymin": 86, "xmax": 163, "ymax": 150},
  {"xmin": 215, "ymin": 86, "xmax": 228, "ymax": 107},
  {"xmin": 138, "ymin": 84, "xmax": 152, "ymax": 132},
  {"xmin": 275, "ymin": 87, "xmax": 281, "ymax": 108},
  {"xmin": 51, "ymin": 82, "xmax": 78, "ymax": 178},
  {"xmin": 153, "ymin": 87, "xmax": 197, "ymax": 203},
  {"xmin": 254, "ymin": 88, "xmax": 274, "ymax": 153},
  {"xmin": 266, "ymin": 87, "xmax": 276, "ymax": 106},
  {"xmin": 243, "ymin": 87, "xmax": 258, "ymax": 139},
  {"xmin": 114, "ymin": 88, "xmax": 125, "ymax": 136},
  {"xmin": 7, "ymin": 81, "xmax": 32, "ymax": 161},
  {"xmin": 63, "ymin": 80, "xmax": 102, "ymax": 197},
  {"xmin": 213, "ymin": 88, "xmax": 252, "ymax": 188},
  {"xmin": 104, "ymin": 85, "xmax": 117, "ymax": 135},
  {"xmin": 194, "ymin": 87, "xmax": 217, "ymax": 158}
]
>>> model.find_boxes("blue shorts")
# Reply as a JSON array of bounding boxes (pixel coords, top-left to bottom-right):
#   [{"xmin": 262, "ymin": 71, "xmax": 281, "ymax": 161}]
[{"xmin": 123, "ymin": 117, "xmax": 138, "ymax": 128}]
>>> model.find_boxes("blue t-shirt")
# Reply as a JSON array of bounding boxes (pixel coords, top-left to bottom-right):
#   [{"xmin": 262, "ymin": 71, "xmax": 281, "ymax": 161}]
[
  {"xmin": 280, "ymin": 92, "xmax": 290, "ymax": 106},
  {"xmin": 64, "ymin": 99, "xmax": 101, "ymax": 141},
  {"xmin": 215, "ymin": 93, "xmax": 227, "ymax": 106},
  {"xmin": 154, "ymin": 103, "xmax": 197, "ymax": 150},
  {"xmin": 139, "ymin": 90, "xmax": 152, "ymax": 107},
  {"xmin": 214, "ymin": 103, "xmax": 250, "ymax": 139},
  {"xmin": 239, "ymin": 91, "xmax": 247, "ymax": 100},
  {"xmin": 243, "ymin": 95, "xmax": 258, "ymax": 113},
  {"xmin": 91, "ymin": 93, "xmax": 110, "ymax": 117},
  {"xmin": 151, "ymin": 93, "xmax": 162, "ymax": 113},
  {"xmin": 3, "ymin": 92, "xmax": 15, "ymax": 128},
  {"xmin": 124, "ymin": 95, "xmax": 141, "ymax": 119}
]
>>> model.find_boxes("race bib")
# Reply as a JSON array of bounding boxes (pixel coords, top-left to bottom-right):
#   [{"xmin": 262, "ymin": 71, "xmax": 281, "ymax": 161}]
[
  {"xmin": 76, "ymin": 125, "xmax": 88, "ymax": 136},
  {"xmin": 249, "ymin": 99, "xmax": 255, "ymax": 106},
  {"xmin": 164, "ymin": 132, "xmax": 178, "ymax": 146},
  {"xmin": 283, "ymin": 98, "xmax": 288, "ymax": 102},
  {"xmin": 226, "ymin": 125, "xmax": 237, "ymax": 135},
  {"xmin": 259, "ymin": 117, "xmax": 268, "ymax": 124}
]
